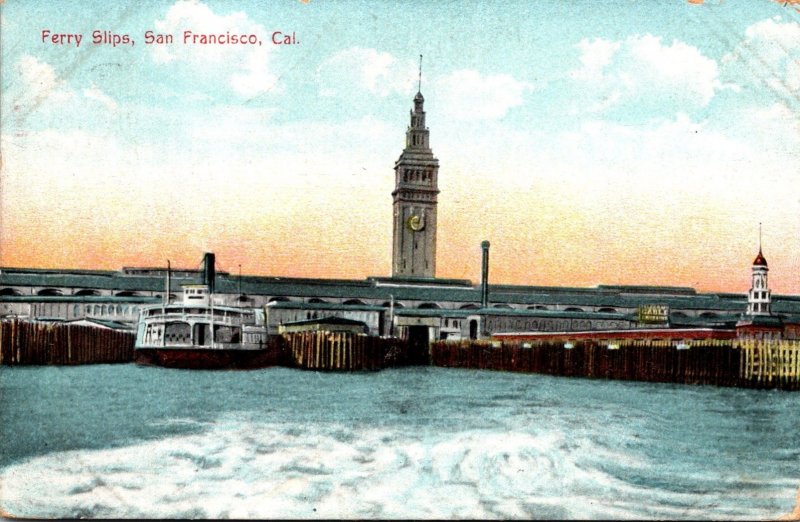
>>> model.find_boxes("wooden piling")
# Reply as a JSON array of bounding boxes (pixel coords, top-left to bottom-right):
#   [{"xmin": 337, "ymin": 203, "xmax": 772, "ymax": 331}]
[
  {"xmin": 0, "ymin": 320, "xmax": 135, "ymax": 366},
  {"xmin": 428, "ymin": 338, "xmax": 800, "ymax": 391}
]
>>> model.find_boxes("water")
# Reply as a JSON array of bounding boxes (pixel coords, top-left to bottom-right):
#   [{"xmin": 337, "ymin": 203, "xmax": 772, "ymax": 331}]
[{"xmin": 1, "ymin": 365, "xmax": 798, "ymax": 519}]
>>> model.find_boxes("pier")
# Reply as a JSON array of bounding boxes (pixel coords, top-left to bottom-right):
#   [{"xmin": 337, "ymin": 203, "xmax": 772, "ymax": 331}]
[
  {"xmin": 430, "ymin": 338, "xmax": 800, "ymax": 391},
  {"xmin": 3, "ymin": 318, "xmax": 800, "ymax": 390},
  {"xmin": 0, "ymin": 319, "xmax": 134, "ymax": 365},
  {"xmin": 283, "ymin": 331, "xmax": 411, "ymax": 371}
]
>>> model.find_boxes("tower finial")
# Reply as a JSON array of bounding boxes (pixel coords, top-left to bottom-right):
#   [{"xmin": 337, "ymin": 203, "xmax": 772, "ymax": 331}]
[
  {"xmin": 418, "ymin": 54, "xmax": 423, "ymax": 93},
  {"xmin": 759, "ymin": 222, "xmax": 762, "ymax": 252}
]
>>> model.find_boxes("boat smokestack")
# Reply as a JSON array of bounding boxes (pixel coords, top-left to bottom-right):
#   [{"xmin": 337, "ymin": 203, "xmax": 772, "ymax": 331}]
[
  {"xmin": 203, "ymin": 252, "xmax": 216, "ymax": 294},
  {"xmin": 480, "ymin": 240, "xmax": 490, "ymax": 308}
]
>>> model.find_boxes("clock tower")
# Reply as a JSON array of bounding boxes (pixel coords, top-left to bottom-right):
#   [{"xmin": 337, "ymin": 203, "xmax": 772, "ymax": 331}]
[{"xmin": 392, "ymin": 76, "xmax": 439, "ymax": 278}]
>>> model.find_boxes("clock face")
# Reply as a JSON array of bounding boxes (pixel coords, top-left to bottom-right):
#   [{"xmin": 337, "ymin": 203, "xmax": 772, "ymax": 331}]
[{"xmin": 406, "ymin": 214, "xmax": 424, "ymax": 231}]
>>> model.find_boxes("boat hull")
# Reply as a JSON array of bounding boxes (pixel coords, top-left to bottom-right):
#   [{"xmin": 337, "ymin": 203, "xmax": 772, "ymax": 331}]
[{"xmin": 134, "ymin": 347, "xmax": 284, "ymax": 370}]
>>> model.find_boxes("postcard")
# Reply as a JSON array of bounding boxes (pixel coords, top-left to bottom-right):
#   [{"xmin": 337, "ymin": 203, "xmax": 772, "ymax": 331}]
[{"xmin": 1, "ymin": 0, "xmax": 799, "ymax": 519}]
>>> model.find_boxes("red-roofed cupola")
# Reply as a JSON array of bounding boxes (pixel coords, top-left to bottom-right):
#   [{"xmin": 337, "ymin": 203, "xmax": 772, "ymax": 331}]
[
  {"xmin": 747, "ymin": 226, "xmax": 771, "ymax": 316},
  {"xmin": 753, "ymin": 249, "xmax": 768, "ymax": 267}
]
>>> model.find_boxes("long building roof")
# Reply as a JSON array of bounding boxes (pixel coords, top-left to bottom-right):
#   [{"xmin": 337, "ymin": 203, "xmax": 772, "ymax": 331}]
[{"xmin": 2, "ymin": 266, "xmax": 800, "ymax": 318}]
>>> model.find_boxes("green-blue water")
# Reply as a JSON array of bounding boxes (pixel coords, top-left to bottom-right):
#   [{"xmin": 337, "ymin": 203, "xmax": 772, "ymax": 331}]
[{"xmin": 1, "ymin": 365, "xmax": 798, "ymax": 519}]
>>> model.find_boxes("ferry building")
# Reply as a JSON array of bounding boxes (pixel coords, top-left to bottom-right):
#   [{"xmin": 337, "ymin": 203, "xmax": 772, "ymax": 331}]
[{"xmin": 2, "ymin": 88, "xmax": 800, "ymax": 343}]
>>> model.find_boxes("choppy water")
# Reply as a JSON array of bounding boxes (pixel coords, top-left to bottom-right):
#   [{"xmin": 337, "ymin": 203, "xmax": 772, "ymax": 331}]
[{"xmin": 1, "ymin": 365, "xmax": 798, "ymax": 519}]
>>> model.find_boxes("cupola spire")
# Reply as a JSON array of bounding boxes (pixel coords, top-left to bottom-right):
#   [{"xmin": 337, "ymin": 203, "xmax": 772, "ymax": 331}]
[
  {"xmin": 753, "ymin": 222, "xmax": 768, "ymax": 267},
  {"xmin": 418, "ymin": 54, "xmax": 423, "ymax": 93}
]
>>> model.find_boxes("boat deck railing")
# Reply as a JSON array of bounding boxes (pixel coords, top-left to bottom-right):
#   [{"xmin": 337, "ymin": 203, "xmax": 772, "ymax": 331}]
[
  {"xmin": 135, "ymin": 341, "xmax": 267, "ymax": 351},
  {"xmin": 141, "ymin": 310, "xmax": 251, "ymax": 327}
]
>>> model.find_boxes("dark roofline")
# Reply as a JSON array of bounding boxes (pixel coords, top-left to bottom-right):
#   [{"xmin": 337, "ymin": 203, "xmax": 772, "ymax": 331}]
[
  {"xmin": 394, "ymin": 307, "xmax": 632, "ymax": 321},
  {"xmin": 595, "ymin": 284, "xmax": 698, "ymax": 295},
  {"xmin": 0, "ymin": 295, "xmax": 161, "ymax": 304},
  {"xmin": 368, "ymin": 275, "xmax": 473, "ymax": 287},
  {"xmin": 234, "ymin": 275, "xmax": 373, "ymax": 288},
  {"xmin": 0, "ymin": 267, "xmax": 119, "ymax": 277},
  {"xmin": 266, "ymin": 301, "xmax": 385, "ymax": 312},
  {"xmin": 282, "ymin": 316, "xmax": 368, "ymax": 327}
]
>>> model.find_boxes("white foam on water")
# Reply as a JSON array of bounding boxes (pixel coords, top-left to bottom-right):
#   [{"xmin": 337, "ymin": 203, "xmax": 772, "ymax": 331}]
[{"xmin": 1, "ymin": 412, "xmax": 793, "ymax": 520}]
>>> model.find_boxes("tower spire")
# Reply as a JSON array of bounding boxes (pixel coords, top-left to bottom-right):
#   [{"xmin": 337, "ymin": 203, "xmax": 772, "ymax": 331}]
[
  {"xmin": 418, "ymin": 54, "xmax": 423, "ymax": 93},
  {"xmin": 759, "ymin": 222, "xmax": 762, "ymax": 253}
]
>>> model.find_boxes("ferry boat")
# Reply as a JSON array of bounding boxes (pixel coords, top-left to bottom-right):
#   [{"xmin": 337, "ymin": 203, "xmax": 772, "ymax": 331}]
[{"xmin": 134, "ymin": 284, "xmax": 278, "ymax": 369}]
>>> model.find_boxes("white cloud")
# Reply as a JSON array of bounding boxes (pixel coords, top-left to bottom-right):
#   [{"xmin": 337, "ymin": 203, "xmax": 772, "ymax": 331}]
[
  {"xmin": 737, "ymin": 102, "xmax": 800, "ymax": 154},
  {"xmin": 17, "ymin": 55, "xmax": 62, "ymax": 98},
  {"xmin": 571, "ymin": 38, "xmax": 621, "ymax": 82},
  {"xmin": 434, "ymin": 69, "xmax": 531, "ymax": 121},
  {"xmin": 722, "ymin": 17, "xmax": 800, "ymax": 98},
  {"xmin": 570, "ymin": 34, "xmax": 721, "ymax": 117},
  {"xmin": 316, "ymin": 47, "xmax": 417, "ymax": 98},
  {"xmin": 12, "ymin": 55, "xmax": 73, "ymax": 110},
  {"xmin": 83, "ymin": 84, "xmax": 118, "ymax": 111},
  {"xmin": 3, "ymin": 55, "xmax": 76, "ymax": 131},
  {"xmin": 151, "ymin": 0, "xmax": 277, "ymax": 97}
]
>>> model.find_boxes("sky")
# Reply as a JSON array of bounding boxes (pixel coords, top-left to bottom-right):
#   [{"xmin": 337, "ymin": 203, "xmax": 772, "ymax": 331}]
[{"xmin": 1, "ymin": 0, "xmax": 799, "ymax": 294}]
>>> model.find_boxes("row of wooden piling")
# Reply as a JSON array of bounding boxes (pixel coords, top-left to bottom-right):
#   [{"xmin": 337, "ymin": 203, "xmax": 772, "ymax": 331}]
[
  {"xmin": 5, "ymin": 316, "xmax": 800, "ymax": 390},
  {"xmin": 430, "ymin": 339, "xmax": 800, "ymax": 390},
  {"xmin": 283, "ymin": 331, "xmax": 411, "ymax": 371},
  {"xmin": 0, "ymin": 320, "xmax": 135, "ymax": 365}
]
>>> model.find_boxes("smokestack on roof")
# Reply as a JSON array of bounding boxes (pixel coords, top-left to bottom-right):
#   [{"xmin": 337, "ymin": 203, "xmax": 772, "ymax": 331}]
[
  {"xmin": 203, "ymin": 252, "xmax": 216, "ymax": 294},
  {"xmin": 480, "ymin": 241, "xmax": 490, "ymax": 308}
]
